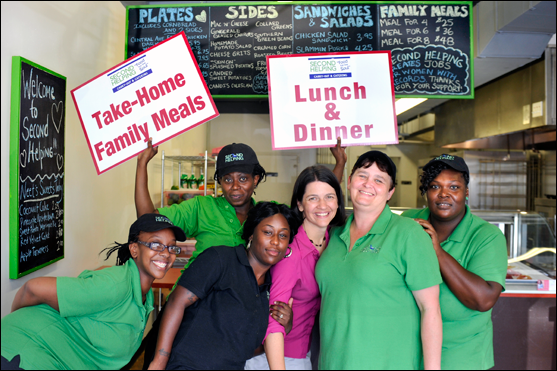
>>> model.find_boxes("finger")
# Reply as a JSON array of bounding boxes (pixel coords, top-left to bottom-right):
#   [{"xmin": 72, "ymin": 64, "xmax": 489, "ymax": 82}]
[
  {"xmin": 288, "ymin": 297, "xmax": 293, "ymax": 308},
  {"xmin": 336, "ymin": 136, "xmax": 341, "ymax": 148}
]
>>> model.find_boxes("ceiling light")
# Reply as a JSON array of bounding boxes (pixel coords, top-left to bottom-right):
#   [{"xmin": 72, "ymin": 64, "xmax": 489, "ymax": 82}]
[{"xmin": 395, "ymin": 98, "xmax": 427, "ymax": 115}]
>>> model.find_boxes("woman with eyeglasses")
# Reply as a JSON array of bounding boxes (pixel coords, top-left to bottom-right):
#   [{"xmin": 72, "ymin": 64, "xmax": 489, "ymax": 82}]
[
  {"xmin": 1, "ymin": 214, "xmax": 184, "ymax": 370},
  {"xmin": 147, "ymin": 202, "xmax": 300, "ymax": 370}
]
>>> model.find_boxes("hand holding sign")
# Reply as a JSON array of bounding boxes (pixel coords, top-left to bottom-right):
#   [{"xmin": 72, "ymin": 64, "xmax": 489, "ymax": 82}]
[{"xmin": 137, "ymin": 138, "xmax": 159, "ymax": 167}]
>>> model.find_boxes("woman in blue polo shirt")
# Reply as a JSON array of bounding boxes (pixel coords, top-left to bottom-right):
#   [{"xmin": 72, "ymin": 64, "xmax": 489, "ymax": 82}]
[
  {"xmin": 147, "ymin": 202, "xmax": 300, "ymax": 370},
  {"xmin": 402, "ymin": 154, "xmax": 507, "ymax": 370},
  {"xmin": 1, "ymin": 214, "xmax": 184, "ymax": 370}
]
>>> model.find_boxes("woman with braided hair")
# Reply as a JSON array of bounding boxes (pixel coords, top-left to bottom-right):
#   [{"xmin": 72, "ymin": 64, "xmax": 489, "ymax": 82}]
[{"xmin": 1, "ymin": 214, "xmax": 184, "ymax": 370}]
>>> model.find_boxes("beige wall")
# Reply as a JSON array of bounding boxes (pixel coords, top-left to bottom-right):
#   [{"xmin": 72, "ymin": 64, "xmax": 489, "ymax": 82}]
[{"xmin": 1, "ymin": 1, "xmax": 207, "ymax": 318}]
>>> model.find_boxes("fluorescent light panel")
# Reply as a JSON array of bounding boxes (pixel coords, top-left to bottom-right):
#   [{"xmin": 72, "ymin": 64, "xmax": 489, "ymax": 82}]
[{"xmin": 395, "ymin": 98, "xmax": 427, "ymax": 115}]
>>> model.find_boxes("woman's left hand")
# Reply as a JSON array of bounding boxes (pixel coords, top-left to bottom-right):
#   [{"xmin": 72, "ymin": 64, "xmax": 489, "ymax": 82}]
[
  {"xmin": 270, "ymin": 298, "xmax": 294, "ymax": 335},
  {"xmin": 414, "ymin": 219, "xmax": 442, "ymax": 255}
]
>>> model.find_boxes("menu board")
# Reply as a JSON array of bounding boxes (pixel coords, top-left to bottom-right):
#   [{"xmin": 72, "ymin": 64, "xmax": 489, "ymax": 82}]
[
  {"xmin": 9, "ymin": 57, "xmax": 66, "ymax": 279},
  {"xmin": 126, "ymin": 1, "xmax": 473, "ymax": 98}
]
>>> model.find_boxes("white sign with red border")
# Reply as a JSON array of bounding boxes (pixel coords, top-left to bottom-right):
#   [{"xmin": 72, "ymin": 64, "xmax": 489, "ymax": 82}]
[
  {"xmin": 267, "ymin": 51, "xmax": 397, "ymax": 150},
  {"xmin": 71, "ymin": 32, "xmax": 219, "ymax": 175}
]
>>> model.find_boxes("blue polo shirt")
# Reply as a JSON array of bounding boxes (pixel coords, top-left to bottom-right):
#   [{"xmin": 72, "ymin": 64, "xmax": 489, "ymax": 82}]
[{"xmin": 166, "ymin": 245, "xmax": 271, "ymax": 370}]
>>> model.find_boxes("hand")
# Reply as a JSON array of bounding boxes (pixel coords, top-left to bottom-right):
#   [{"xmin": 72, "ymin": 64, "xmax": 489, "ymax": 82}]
[
  {"xmin": 330, "ymin": 137, "xmax": 347, "ymax": 165},
  {"xmin": 270, "ymin": 298, "xmax": 294, "ymax": 335},
  {"xmin": 137, "ymin": 138, "xmax": 158, "ymax": 166},
  {"xmin": 413, "ymin": 219, "xmax": 442, "ymax": 255}
]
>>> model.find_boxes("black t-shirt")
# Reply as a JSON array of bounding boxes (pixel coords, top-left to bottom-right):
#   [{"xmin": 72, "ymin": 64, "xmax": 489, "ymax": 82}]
[{"xmin": 166, "ymin": 245, "xmax": 271, "ymax": 370}]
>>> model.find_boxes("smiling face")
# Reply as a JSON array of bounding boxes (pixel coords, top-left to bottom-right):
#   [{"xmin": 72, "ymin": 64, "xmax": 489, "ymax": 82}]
[
  {"xmin": 220, "ymin": 172, "xmax": 260, "ymax": 208},
  {"xmin": 427, "ymin": 169, "xmax": 468, "ymax": 222},
  {"xmin": 248, "ymin": 213, "xmax": 291, "ymax": 268},
  {"xmin": 298, "ymin": 181, "xmax": 338, "ymax": 229},
  {"xmin": 130, "ymin": 229, "xmax": 177, "ymax": 282},
  {"xmin": 348, "ymin": 162, "xmax": 395, "ymax": 211}
]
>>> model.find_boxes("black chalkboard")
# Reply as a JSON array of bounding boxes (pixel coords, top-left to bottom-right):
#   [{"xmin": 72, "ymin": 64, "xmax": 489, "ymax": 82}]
[
  {"xmin": 126, "ymin": 2, "xmax": 473, "ymax": 98},
  {"xmin": 9, "ymin": 57, "xmax": 66, "ymax": 279}
]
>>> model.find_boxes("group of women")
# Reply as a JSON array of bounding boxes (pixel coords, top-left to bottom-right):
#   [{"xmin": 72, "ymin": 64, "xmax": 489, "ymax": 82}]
[{"xmin": 1, "ymin": 139, "xmax": 508, "ymax": 370}]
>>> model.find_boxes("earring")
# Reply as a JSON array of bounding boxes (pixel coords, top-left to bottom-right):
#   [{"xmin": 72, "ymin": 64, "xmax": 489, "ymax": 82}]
[
  {"xmin": 284, "ymin": 246, "xmax": 292, "ymax": 258},
  {"xmin": 466, "ymin": 196, "xmax": 469, "ymax": 200},
  {"xmin": 247, "ymin": 240, "xmax": 252, "ymax": 249}
]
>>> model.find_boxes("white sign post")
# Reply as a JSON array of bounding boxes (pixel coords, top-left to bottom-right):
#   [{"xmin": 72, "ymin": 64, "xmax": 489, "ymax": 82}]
[
  {"xmin": 72, "ymin": 32, "xmax": 219, "ymax": 175},
  {"xmin": 267, "ymin": 51, "xmax": 397, "ymax": 150}
]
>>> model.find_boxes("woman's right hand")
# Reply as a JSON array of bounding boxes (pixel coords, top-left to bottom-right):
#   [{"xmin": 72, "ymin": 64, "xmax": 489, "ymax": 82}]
[
  {"xmin": 413, "ymin": 218, "xmax": 442, "ymax": 256},
  {"xmin": 137, "ymin": 138, "xmax": 158, "ymax": 166}
]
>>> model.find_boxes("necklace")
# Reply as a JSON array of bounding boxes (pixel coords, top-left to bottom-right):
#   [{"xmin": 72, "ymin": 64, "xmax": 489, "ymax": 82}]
[{"xmin": 309, "ymin": 236, "xmax": 326, "ymax": 248}]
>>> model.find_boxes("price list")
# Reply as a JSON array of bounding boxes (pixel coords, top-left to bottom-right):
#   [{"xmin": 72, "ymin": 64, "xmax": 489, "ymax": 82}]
[
  {"xmin": 377, "ymin": 3, "xmax": 472, "ymax": 96},
  {"xmin": 208, "ymin": 5, "xmax": 293, "ymax": 95}
]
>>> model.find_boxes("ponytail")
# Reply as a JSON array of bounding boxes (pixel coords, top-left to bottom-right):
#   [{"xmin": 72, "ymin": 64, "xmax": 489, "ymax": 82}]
[{"xmin": 101, "ymin": 242, "xmax": 133, "ymax": 265}]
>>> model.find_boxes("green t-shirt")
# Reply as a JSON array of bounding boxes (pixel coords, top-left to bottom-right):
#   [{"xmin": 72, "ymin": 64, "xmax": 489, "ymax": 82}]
[
  {"xmin": 315, "ymin": 204, "xmax": 442, "ymax": 370},
  {"xmin": 402, "ymin": 206, "xmax": 508, "ymax": 370},
  {"xmin": 158, "ymin": 195, "xmax": 250, "ymax": 268},
  {"xmin": 1, "ymin": 259, "xmax": 153, "ymax": 370}
]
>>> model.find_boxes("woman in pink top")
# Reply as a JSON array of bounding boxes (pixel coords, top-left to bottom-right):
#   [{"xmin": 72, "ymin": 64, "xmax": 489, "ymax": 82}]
[{"xmin": 247, "ymin": 165, "xmax": 346, "ymax": 370}]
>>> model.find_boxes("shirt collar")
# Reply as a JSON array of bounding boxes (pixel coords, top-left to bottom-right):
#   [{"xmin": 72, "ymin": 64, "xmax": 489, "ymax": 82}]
[
  {"xmin": 235, "ymin": 245, "xmax": 272, "ymax": 289},
  {"xmin": 444, "ymin": 205, "xmax": 472, "ymax": 243},
  {"xmin": 296, "ymin": 224, "xmax": 329, "ymax": 258},
  {"xmin": 339, "ymin": 204, "xmax": 393, "ymax": 244},
  {"xmin": 127, "ymin": 259, "xmax": 154, "ymax": 312}
]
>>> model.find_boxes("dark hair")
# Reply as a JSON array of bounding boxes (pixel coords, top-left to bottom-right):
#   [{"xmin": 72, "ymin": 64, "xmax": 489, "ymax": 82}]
[
  {"xmin": 419, "ymin": 162, "xmax": 470, "ymax": 196},
  {"xmin": 214, "ymin": 164, "xmax": 267, "ymax": 189},
  {"xmin": 290, "ymin": 166, "xmax": 346, "ymax": 227},
  {"xmin": 99, "ymin": 230, "xmax": 139, "ymax": 266},
  {"xmin": 242, "ymin": 202, "xmax": 300, "ymax": 244},
  {"xmin": 350, "ymin": 153, "xmax": 396, "ymax": 191}
]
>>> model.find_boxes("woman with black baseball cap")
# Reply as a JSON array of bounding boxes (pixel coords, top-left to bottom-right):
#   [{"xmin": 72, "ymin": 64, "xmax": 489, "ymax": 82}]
[
  {"xmin": 315, "ymin": 150, "xmax": 443, "ymax": 370},
  {"xmin": 1, "ymin": 214, "xmax": 184, "ymax": 370},
  {"xmin": 402, "ymin": 154, "xmax": 507, "ymax": 370}
]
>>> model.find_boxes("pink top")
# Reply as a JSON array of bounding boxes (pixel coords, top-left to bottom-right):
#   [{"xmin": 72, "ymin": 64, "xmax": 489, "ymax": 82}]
[{"xmin": 264, "ymin": 225, "xmax": 329, "ymax": 358}]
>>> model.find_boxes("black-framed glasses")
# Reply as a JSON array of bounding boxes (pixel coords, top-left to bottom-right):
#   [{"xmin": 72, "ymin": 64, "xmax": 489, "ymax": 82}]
[{"xmin": 137, "ymin": 241, "xmax": 181, "ymax": 255}]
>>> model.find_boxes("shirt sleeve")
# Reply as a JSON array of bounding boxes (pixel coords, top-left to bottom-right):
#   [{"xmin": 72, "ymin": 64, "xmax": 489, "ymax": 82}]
[
  {"xmin": 177, "ymin": 247, "xmax": 223, "ymax": 300},
  {"xmin": 263, "ymin": 255, "xmax": 300, "ymax": 341},
  {"xmin": 464, "ymin": 224, "xmax": 508, "ymax": 291},
  {"xmin": 158, "ymin": 196, "xmax": 200, "ymax": 238},
  {"xmin": 57, "ymin": 269, "xmax": 128, "ymax": 318},
  {"xmin": 401, "ymin": 221, "xmax": 443, "ymax": 292}
]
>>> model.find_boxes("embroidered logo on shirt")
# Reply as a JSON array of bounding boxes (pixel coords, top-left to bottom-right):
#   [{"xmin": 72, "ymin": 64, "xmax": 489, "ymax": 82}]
[
  {"xmin": 225, "ymin": 153, "xmax": 244, "ymax": 162},
  {"xmin": 361, "ymin": 244, "xmax": 381, "ymax": 253}
]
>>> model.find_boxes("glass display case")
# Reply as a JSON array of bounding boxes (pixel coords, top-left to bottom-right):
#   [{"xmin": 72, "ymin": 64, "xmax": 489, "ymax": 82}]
[{"xmin": 384, "ymin": 207, "xmax": 557, "ymax": 278}]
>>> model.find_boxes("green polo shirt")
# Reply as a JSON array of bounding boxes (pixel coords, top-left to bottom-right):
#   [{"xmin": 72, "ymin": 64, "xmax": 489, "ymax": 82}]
[
  {"xmin": 1, "ymin": 259, "xmax": 153, "ymax": 370},
  {"xmin": 315, "ymin": 204, "xmax": 442, "ymax": 370},
  {"xmin": 402, "ymin": 206, "xmax": 507, "ymax": 370}
]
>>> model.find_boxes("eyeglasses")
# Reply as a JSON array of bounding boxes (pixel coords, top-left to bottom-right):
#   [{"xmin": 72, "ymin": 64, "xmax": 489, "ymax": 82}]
[{"xmin": 136, "ymin": 241, "xmax": 181, "ymax": 255}]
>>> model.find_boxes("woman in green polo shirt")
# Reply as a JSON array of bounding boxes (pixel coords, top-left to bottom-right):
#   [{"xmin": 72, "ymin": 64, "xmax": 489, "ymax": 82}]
[
  {"xmin": 1, "ymin": 213, "xmax": 185, "ymax": 370},
  {"xmin": 402, "ymin": 154, "xmax": 507, "ymax": 370},
  {"xmin": 315, "ymin": 150, "xmax": 443, "ymax": 370}
]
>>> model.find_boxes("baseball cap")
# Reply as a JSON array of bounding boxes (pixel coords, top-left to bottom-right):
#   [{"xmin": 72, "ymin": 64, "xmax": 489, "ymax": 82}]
[
  {"xmin": 352, "ymin": 150, "xmax": 397, "ymax": 188},
  {"xmin": 215, "ymin": 143, "xmax": 260, "ymax": 179},
  {"xmin": 424, "ymin": 154, "xmax": 469, "ymax": 177},
  {"xmin": 128, "ymin": 214, "xmax": 186, "ymax": 242}
]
